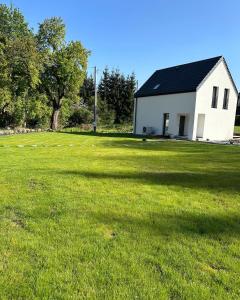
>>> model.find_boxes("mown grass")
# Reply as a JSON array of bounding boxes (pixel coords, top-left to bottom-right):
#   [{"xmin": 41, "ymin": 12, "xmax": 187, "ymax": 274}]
[
  {"xmin": 0, "ymin": 132, "xmax": 240, "ymax": 299},
  {"xmin": 234, "ymin": 126, "xmax": 240, "ymax": 134}
]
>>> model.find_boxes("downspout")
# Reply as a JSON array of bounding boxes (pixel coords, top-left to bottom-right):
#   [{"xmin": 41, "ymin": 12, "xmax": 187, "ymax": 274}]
[{"xmin": 191, "ymin": 90, "xmax": 199, "ymax": 140}]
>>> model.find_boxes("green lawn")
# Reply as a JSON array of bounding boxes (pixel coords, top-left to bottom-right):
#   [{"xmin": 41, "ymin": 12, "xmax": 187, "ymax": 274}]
[
  {"xmin": 0, "ymin": 132, "xmax": 240, "ymax": 299},
  {"xmin": 234, "ymin": 126, "xmax": 240, "ymax": 134}
]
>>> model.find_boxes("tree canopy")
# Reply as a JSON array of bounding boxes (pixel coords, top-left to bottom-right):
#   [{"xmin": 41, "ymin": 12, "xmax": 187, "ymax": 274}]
[
  {"xmin": 0, "ymin": 4, "xmax": 40, "ymax": 127},
  {"xmin": 0, "ymin": 4, "xmax": 137, "ymax": 130},
  {"xmin": 98, "ymin": 68, "xmax": 136, "ymax": 124},
  {"xmin": 37, "ymin": 17, "xmax": 89, "ymax": 129}
]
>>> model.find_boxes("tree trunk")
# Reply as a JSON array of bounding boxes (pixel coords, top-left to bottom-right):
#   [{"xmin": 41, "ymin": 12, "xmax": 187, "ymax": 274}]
[{"xmin": 51, "ymin": 108, "xmax": 60, "ymax": 130}]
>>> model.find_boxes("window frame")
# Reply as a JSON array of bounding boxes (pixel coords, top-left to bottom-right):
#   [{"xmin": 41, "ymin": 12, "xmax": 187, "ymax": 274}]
[
  {"xmin": 211, "ymin": 86, "xmax": 219, "ymax": 108},
  {"xmin": 222, "ymin": 88, "xmax": 230, "ymax": 110}
]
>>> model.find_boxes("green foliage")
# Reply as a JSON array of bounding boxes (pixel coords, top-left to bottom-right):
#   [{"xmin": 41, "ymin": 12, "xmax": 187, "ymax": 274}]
[
  {"xmin": 26, "ymin": 94, "xmax": 51, "ymax": 128},
  {"xmin": 0, "ymin": 88, "xmax": 13, "ymax": 127},
  {"xmin": 6, "ymin": 36, "xmax": 40, "ymax": 95},
  {"xmin": 68, "ymin": 69, "xmax": 137, "ymax": 128},
  {"xmin": 0, "ymin": 93, "xmax": 51, "ymax": 129},
  {"xmin": 234, "ymin": 125, "xmax": 240, "ymax": 135},
  {"xmin": 58, "ymin": 99, "xmax": 72, "ymax": 128},
  {"xmin": 37, "ymin": 17, "xmax": 65, "ymax": 51},
  {"xmin": 0, "ymin": 4, "xmax": 40, "ymax": 94},
  {"xmin": 37, "ymin": 17, "xmax": 89, "ymax": 129},
  {"xmin": 11, "ymin": 96, "xmax": 25, "ymax": 127},
  {"xmin": 68, "ymin": 107, "xmax": 93, "ymax": 127},
  {"xmin": 234, "ymin": 126, "xmax": 240, "ymax": 134},
  {"xmin": 98, "ymin": 68, "xmax": 136, "ymax": 124},
  {"xmin": 0, "ymin": 4, "xmax": 41, "ymax": 128},
  {"xmin": 0, "ymin": 42, "xmax": 10, "ymax": 89},
  {"xmin": 79, "ymin": 75, "xmax": 95, "ymax": 110},
  {"xmin": 0, "ymin": 5, "xmax": 89, "ymax": 130},
  {"xmin": 0, "ymin": 4, "xmax": 136, "ymax": 130},
  {"xmin": 98, "ymin": 98, "xmax": 115, "ymax": 125},
  {"xmin": 0, "ymin": 4, "xmax": 30, "ymax": 42}
]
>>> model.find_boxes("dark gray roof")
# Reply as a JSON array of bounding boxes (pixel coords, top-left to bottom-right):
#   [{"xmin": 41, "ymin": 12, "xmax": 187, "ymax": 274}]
[{"xmin": 135, "ymin": 56, "xmax": 222, "ymax": 98}]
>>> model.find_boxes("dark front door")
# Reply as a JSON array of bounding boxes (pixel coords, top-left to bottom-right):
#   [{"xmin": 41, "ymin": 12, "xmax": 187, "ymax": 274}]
[{"xmin": 179, "ymin": 116, "xmax": 185, "ymax": 136}]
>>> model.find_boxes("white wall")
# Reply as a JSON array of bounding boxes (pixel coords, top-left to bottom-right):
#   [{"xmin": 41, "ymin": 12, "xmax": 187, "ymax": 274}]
[
  {"xmin": 135, "ymin": 92, "xmax": 196, "ymax": 138},
  {"xmin": 194, "ymin": 59, "xmax": 238, "ymax": 140}
]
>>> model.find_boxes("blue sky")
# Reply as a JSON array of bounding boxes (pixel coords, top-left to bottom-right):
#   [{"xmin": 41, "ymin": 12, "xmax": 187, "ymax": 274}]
[{"xmin": 2, "ymin": 0, "xmax": 240, "ymax": 88}]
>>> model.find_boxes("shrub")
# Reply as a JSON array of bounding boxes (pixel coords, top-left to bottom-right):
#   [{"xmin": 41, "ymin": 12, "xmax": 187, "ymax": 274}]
[{"xmin": 68, "ymin": 107, "xmax": 93, "ymax": 127}]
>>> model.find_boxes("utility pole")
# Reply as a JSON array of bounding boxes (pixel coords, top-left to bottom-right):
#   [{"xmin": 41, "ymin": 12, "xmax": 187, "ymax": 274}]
[{"xmin": 93, "ymin": 66, "xmax": 97, "ymax": 133}]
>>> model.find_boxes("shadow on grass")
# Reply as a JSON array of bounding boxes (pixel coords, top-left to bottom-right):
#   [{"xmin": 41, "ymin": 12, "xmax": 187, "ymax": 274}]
[
  {"xmin": 57, "ymin": 170, "xmax": 240, "ymax": 193},
  {"xmin": 100, "ymin": 139, "xmax": 240, "ymax": 154},
  {"xmin": 59, "ymin": 130, "xmax": 240, "ymax": 154},
  {"xmin": 90, "ymin": 210, "xmax": 240, "ymax": 238},
  {"xmin": 59, "ymin": 130, "xmax": 140, "ymax": 139}
]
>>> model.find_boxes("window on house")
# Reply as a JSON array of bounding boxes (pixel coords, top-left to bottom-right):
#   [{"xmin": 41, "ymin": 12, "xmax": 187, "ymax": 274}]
[
  {"xmin": 153, "ymin": 83, "xmax": 161, "ymax": 90},
  {"xmin": 223, "ymin": 88, "xmax": 229, "ymax": 110},
  {"xmin": 211, "ymin": 86, "xmax": 219, "ymax": 108}
]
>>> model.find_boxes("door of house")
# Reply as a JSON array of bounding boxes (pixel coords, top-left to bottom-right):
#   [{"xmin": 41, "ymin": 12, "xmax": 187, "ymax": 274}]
[
  {"xmin": 196, "ymin": 114, "xmax": 205, "ymax": 138},
  {"xmin": 179, "ymin": 116, "xmax": 185, "ymax": 136},
  {"xmin": 163, "ymin": 113, "xmax": 169, "ymax": 136}
]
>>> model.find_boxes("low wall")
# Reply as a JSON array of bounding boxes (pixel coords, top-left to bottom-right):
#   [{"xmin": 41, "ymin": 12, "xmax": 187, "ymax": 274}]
[{"xmin": 0, "ymin": 128, "xmax": 45, "ymax": 136}]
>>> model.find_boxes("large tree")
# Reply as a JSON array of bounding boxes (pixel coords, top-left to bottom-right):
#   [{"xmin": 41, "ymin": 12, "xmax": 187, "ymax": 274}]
[
  {"xmin": 37, "ymin": 17, "xmax": 89, "ymax": 130},
  {"xmin": 0, "ymin": 4, "xmax": 40, "ymax": 127}
]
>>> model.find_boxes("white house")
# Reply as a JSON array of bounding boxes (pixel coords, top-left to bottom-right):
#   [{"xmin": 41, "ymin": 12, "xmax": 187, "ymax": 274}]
[{"xmin": 134, "ymin": 56, "xmax": 238, "ymax": 141}]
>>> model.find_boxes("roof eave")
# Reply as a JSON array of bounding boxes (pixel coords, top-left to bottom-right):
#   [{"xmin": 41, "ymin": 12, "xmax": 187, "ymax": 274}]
[{"xmin": 135, "ymin": 89, "xmax": 196, "ymax": 98}]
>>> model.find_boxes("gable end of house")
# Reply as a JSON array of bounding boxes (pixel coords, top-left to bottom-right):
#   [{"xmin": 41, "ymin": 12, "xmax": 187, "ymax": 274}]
[{"xmin": 196, "ymin": 56, "xmax": 238, "ymax": 97}]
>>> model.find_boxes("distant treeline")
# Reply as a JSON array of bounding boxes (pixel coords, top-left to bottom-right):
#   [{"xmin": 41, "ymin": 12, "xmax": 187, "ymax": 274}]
[{"xmin": 0, "ymin": 4, "xmax": 137, "ymax": 130}]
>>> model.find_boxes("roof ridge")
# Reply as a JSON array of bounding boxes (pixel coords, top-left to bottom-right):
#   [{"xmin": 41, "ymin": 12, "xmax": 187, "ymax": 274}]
[{"xmin": 155, "ymin": 56, "xmax": 223, "ymax": 73}]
